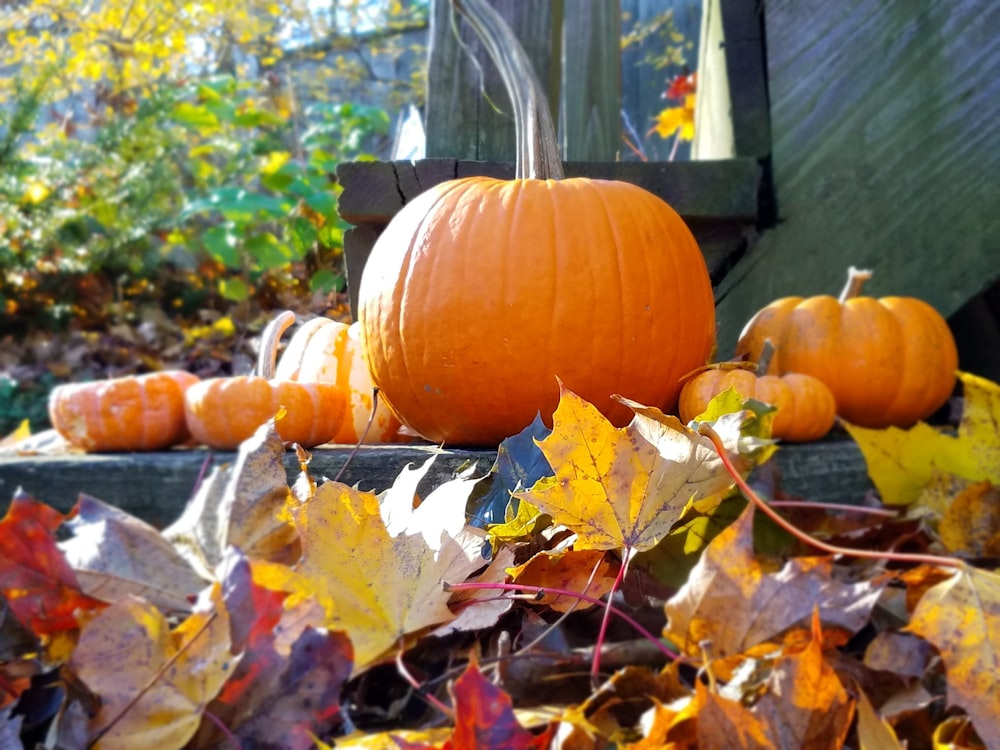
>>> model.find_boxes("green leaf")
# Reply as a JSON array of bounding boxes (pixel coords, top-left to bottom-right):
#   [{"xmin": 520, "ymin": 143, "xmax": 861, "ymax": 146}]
[
  {"xmin": 303, "ymin": 190, "xmax": 338, "ymax": 221},
  {"xmin": 245, "ymin": 232, "xmax": 293, "ymax": 269},
  {"xmin": 180, "ymin": 188, "xmax": 292, "ymax": 222},
  {"xmin": 260, "ymin": 171, "xmax": 295, "ymax": 193},
  {"xmin": 287, "ymin": 216, "xmax": 317, "ymax": 256},
  {"xmin": 317, "ymin": 224, "xmax": 343, "ymax": 248},
  {"xmin": 170, "ymin": 102, "xmax": 219, "ymax": 131},
  {"xmin": 219, "ymin": 278, "xmax": 249, "ymax": 302},
  {"xmin": 308, "ymin": 269, "xmax": 343, "ymax": 295},
  {"xmin": 203, "ymin": 224, "xmax": 240, "ymax": 269}
]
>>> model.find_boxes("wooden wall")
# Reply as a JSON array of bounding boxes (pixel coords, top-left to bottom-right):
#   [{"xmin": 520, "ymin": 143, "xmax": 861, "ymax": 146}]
[{"xmin": 714, "ymin": 0, "xmax": 1000, "ymax": 355}]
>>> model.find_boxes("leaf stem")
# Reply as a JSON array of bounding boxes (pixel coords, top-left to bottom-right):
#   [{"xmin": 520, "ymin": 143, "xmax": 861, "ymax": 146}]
[
  {"xmin": 445, "ymin": 580, "xmax": 678, "ymax": 662},
  {"xmin": 395, "ymin": 646, "xmax": 455, "ymax": 719},
  {"xmin": 697, "ymin": 423, "xmax": 965, "ymax": 570},
  {"xmin": 591, "ymin": 548, "xmax": 632, "ymax": 689},
  {"xmin": 768, "ymin": 499, "xmax": 898, "ymax": 517}
]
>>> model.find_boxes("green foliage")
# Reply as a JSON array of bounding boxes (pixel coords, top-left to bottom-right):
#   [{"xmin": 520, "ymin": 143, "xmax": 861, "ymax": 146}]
[
  {"xmin": 0, "ymin": 373, "xmax": 56, "ymax": 435},
  {"xmin": 0, "ymin": 72, "xmax": 389, "ymax": 330}
]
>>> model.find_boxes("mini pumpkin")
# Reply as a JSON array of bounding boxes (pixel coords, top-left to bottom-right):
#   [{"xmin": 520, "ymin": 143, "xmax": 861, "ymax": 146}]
[
  {"xmin": 183, "ymin": 376, "xmax": 347, "ymax": 450},
  {"xmin": 678, "ymin": 363, "xmax": 837, "ymax": 442},
  {"xmin": 264, "ymin": 311, "xmax": 402, "ymax": 443},
  {"xmin": 357, "ymin": 0, "xmax": 715, "ymax": 446},
  {"xmin": 735, "ymin": 267, "xmax": 957, "ymax": 428},
  {"xmin": 49, "ymin": 370, "xmax": 200, "ymax": 452}
]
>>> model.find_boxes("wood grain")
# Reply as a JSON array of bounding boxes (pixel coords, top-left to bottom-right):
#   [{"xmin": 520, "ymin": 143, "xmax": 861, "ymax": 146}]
[{"xmin": 715, "ymin": 0, "xmax": 1000, "ymax": 353}]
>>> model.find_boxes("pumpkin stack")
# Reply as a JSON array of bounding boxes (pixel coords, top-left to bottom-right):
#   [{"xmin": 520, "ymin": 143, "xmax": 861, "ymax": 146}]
[
  {"xmin": 356, "ymin": 0, "xmax": 716, "ymax": 446},
  {"xmin": 735, "ymin": 266, "xmax": 958, "ymax": 429}
]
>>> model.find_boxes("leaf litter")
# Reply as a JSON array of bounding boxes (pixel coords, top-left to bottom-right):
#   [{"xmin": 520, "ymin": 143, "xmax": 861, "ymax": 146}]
[{"xmin": 0, "ymin": 379, "xmax": 999, "ymax": 747}]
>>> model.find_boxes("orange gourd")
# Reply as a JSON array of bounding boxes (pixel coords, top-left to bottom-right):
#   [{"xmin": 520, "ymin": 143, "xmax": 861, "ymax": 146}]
[
  {"xmin": 357, "ymin": 0, "xmax": 715, "ymax": 446},
  {"xmin": 183, "ymin": 377, "xmax": 346, "ymax": 450},
  {"xmin": 735, "ymin": 267, "xmax": 957, "ymax": 428},
  {"xmin": 184, "ymin": 317, "xmax": 348, "ymax": 450},
  {"xmin": 678, "ymin": 363, "xmax": 836, "ymax": 442},
  {"xmin": 265, "ymin": 311, "xmax": 402, "ymax": 443},
  {"xmin": 49, "ymin": 370, "xmax": 199, "ymax": 452}
]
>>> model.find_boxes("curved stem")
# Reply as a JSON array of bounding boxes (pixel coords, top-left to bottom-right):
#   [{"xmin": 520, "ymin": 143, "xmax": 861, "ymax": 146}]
[
  {"xmin": 256, "ymin": 310, "xmax": 296, "ymax": 378},
  {"xmin": 451, "ymin": 0, "xmax": 563, "ymax": 180},
  {"xmin": 837, "ymin": 266, "xmax": 873, "ymax": 303},
  {"xmin": 698, "ymin": 423, "xmax": 965, "ymax": 570}
]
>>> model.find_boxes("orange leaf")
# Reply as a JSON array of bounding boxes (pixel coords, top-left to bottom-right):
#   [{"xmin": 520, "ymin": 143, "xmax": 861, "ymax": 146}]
[
  {"xmin": 507, "ymin": 549, "xmax": 617, "ymax": 612},
  {"xmin": 907, "ymin": 565, "xmax": 1000, "ymax": 745},
  {"xmin": 753, "ymin": 611, "xmax": 855, "ymax": 750},
  {"xmin": 0, "ymin": 492, "xmax": 106, "ymax": 636}
]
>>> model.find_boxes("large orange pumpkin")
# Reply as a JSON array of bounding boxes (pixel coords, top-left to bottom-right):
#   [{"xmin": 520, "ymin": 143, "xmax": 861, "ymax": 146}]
[
  {"xmin": 49, "ymin": 370, "xmax": 199, "ymax": 452},
  {"xmin": 735, "ymin": 267, "xmax": 957, "ymax": 428},
  {"xmin": 357, "ymin": 0, "xmax": 715, "ymax": 446}
]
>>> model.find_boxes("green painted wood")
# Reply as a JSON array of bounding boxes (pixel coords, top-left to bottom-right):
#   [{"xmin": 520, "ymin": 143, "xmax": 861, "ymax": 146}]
[
  {"xmin": 425, "ymin": 0, "xmax": 557, "ymax": 161},
  {"xmin": 561, "ymin": 1, "xmax": 621, "ymax": 161},
  {"xmin": 715, "ymin": 0, "xmax": 1000, "ymax": 354}
]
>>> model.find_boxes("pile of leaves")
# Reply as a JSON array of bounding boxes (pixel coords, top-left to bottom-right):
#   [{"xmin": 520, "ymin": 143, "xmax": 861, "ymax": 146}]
[{"xmin": 2, "ymin": 376, "xmax": 1000, "ymax": 748}]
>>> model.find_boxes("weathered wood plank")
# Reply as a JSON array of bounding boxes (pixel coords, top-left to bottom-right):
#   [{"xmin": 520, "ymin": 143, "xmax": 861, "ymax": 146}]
[
  {"xmin": 715, "ymin": 0, "xmax": 1000, "ymax": 354},
  {"xmin": 425, "ymin": 0, "xmax": 557, "ymax": 161},
  {"xmin": 0, "ymin": 442, "xmax": 873, "ymax": 529},
  {"xmin": 719, "ymin": 0, "xmax": 770, "ymax": 159},
  {"xmin": 336, "ymin": 158, "xmax": 761, "ymax": 224},
  {"xmin": 561, "ymin": 1, "xmax": 621, "ymax": 161}
]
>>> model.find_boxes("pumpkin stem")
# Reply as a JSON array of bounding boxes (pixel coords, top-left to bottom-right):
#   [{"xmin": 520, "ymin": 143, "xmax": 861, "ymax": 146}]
[
  {"xmin": 452, "ymin": 0, "xmax": 564, "ymax": 180},
  {"xmin": 256, "ymin": 310, "xmax": 296, "ymax": 378},
  {"xmin": 837, "ymin": 266, "xmax": 873, "ymax": 303},
  {"xmin": 757, "ymin": 338, "xmax": 775, "ymax": 376}
]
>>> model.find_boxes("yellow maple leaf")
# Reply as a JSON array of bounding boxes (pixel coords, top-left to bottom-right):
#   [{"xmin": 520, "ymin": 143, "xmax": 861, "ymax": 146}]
[
  {"xmin": 515, "ymin": 384, "xmax": 756, "ymax": 554},
  {"xmin": 70, "ymin": 584, "xmax": 235, "ymax": 750},
  {"xmin": 844, "ymin": 372, "xmax": 1000, "ymax": 506},
  {"xmin": 907, "ymin": 565, "xmax": 1000, "ymax": 745},
  {"xmin": 252, "ymin": 457, "xmax": 488, "ymax": 671},
  {"xmin": 650, "ymin": 94, "xmax": 696, "ymax": 141}
]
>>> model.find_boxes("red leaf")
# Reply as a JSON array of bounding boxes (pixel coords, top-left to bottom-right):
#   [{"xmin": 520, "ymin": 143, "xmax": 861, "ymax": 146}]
[{"xmin": 0, "ymin": 492, "xmax": 106, "ymax": 635}]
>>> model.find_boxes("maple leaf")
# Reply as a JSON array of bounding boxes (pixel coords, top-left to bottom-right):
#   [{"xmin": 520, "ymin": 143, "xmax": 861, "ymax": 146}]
[
  {"xmin": 752, "ymin": 611, "xmax": 855, "ymax": 749},
  {"xmin": 59, "ymin": 494, "xmax": 207, "ymax": 613},
  {"xmin": 650, "ymin": 94, "xmax": 696, "ymax": 141},
  {"xmin": 845, "ymin": 372, "xmax": 1000, "ymax": 506},
  {"xmin": 664, "ymin": 504, "xmax": 886, "ymax": 658},
  {"xmin": 252, "ymin": 457, "xmax": 488, "ymax": 671},
  {"xmin": 516, "ymin": 385, "xmax": 756, "ymax": 554},
  {"xmin": 907, "ymin": 564, "xmax": 1000, "ymax": 748},
  {"xmin": 938, "ymin": 481, "xmax": 1000, "ymax": 556},
  {"xmin": 856, "ymin": 688, "xmax": 905, "ymax": 750},
  {"xmin": 67, "ymin": 583, "xmax": 236, "ymax": 749},
  {"xmin": 0, "ymin": 491, "xmax": 106, "ymax": 636}
]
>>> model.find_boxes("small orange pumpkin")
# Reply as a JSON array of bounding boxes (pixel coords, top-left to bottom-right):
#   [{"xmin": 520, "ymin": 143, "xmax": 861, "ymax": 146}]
[
  {"xmin": 735, "ymin": 267, "xmax": 957, "ymax": 428},
  {"xmin": 678, "ymin": 364, "xmax": 836, "ymax": 442},
  {"xmin": 49, "ymin": 370, "xmax": 199, "ymax": 452},
  {"xmin": 183, "ymin": 377, "xmax": 346, "ymax": 450},
  {"xmin": 266, "ymin": 312, "xmax": 402, "ymax": 443}
]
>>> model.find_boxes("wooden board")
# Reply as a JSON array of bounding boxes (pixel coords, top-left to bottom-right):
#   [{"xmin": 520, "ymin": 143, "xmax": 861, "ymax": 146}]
[
  {"xmin": 714, "ymin": 0, "xmax": 1000, "ymax": 353},
  {"xmin": 336, "ymin": 158, "xmax": 762, "ymax": 224},
  {"xmin": 0, "ymin": 442, "xmax": 873, "ymax": 529}
]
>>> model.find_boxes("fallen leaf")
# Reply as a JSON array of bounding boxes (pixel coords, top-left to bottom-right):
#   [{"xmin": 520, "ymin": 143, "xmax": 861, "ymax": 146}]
[
  {"xmin": 695, "ymin": 680, "xmax": 773, "ymax": 750},
  {"xmin": 856, "ymin": 688, "xmax": 905, "ymax": 750},
  {"xmin": 907, "ymin": 565, "xmax": 1000, "ymax": 748},
  {"xmin": 252, "ymin": 469, "xmax": 488, "ymax": 671},
  {"xmin": 0, "ymin": 491, "xmax": 106, "ymax": 636},
  {"xmin": 434, "ymin": 546, "xmax": 516, "ymax": 636},
  {"xmin": 507, "ymin": 549, "xmax": 617, "ymax": 612},
  {"xmin": 163, "ymin": 420, "xmax": 297, "ymax": 577},
  {"xmin": 68, "ymin": 583, "xmax": 236, "ymax": 750},
  {"xmin": 845, "ymin": 372, "xmax": 1000, "ymax": 506},
  {"xmin": 664, "ymin": 504, "xmax": 885, "ymax": 658},
  {"xmin": 516, "ymin": 385, "xmax": 755, "ymax": 554},
  {"xmin": 753, "ymin": 612, "xmax": 855, "ymax": 750},
  {"xmin": 938, "ymin": 481, "xmax": 1000, "ymax": 556},
  {"xmin": 59, "ymin": 495, "xmax": 207, "ymax": 613}
]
